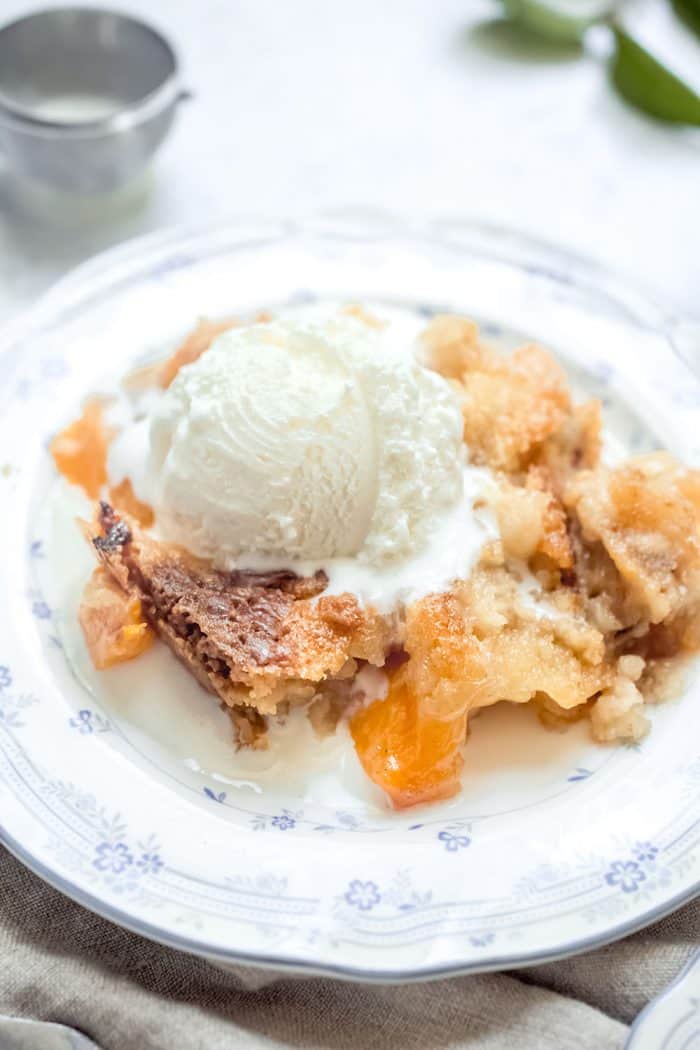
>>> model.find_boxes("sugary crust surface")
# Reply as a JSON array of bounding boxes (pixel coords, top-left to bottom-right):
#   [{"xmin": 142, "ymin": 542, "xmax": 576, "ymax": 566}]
[
  {"xmin": 417, "ymin": 317, "xmax": 700, "ymax": 745},
  {"xmin": 72, "ymin": 313, "xmax": 700, "ymax": 758},
  {"xmin": 85, "ymin": 504, "xmax": 391, "ymax": 719}
]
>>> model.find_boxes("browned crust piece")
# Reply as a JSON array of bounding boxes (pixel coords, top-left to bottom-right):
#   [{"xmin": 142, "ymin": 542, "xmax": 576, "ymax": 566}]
[{"xmin": 87, "ymin": 503, "xmax": 391, "ymax": 722}]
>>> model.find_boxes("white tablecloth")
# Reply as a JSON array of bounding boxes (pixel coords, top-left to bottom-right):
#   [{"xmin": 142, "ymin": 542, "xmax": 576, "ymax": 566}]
[{"xmin": 0, "ymin": 0, "xmax": 698, "ymax": 322}]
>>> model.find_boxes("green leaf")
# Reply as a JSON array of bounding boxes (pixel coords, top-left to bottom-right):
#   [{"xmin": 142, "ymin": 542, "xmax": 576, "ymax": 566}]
[
  {"xmin": 670, "ymin": 0, "xmax": 700, "ymax": 40},
  {"xmin": 611, "ymin": 25, "xmax": 700, "ymax": 124},
  {"xmin": 499, "ymin": 0, "xmax": 613, "ymax": 42}
]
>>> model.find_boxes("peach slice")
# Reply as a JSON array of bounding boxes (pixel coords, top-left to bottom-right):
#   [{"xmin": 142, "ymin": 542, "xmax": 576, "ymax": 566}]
[
  {"xmin": 350, "ymin": 678, "xmax": 467, "ymax": 809},
  {"xmin": 51, "ymin": 399, "xmax": 111, "ymax": 499},
  {"xmin": 79, "ymin": 567, "xmax": 154, "ymax": 670}
]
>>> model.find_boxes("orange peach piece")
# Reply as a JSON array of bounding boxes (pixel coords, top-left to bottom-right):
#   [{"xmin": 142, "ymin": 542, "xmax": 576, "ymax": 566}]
[
  {"xmin": 51, "ymin": 399, "xmax": 110, "ymax": 499},
  {"xmin": 350, "ymin": 680, "xmax": 466, "ymax": 809},
  {"xmin": 79, "ymin": 568, "xmax": 154, "ymax": 670}
]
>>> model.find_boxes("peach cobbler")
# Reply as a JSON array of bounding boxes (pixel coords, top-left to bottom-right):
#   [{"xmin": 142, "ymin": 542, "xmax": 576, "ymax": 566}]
[{"xmin": 51, "ymin": 306, "xmax": 700, "ymax": 809}]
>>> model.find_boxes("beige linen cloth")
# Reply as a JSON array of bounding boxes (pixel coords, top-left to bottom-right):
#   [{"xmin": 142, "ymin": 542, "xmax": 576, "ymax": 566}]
[{"xmin": 1, "ymin": 847, "xmax": 697, "ymax": 1050}]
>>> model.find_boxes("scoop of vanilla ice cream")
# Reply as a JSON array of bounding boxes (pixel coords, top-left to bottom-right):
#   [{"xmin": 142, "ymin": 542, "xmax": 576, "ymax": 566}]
[{"xmin": 147, "ymin": 315, "xmax": 465, "ymax": 567}]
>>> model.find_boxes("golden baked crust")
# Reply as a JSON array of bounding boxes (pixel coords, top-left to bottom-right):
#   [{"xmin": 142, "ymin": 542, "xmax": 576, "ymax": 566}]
[
  {"xmin": 401, "ymin": 566, "xmax": 611, "ymax": 720},
  {"xmin": 566, "ymin": 453, "xmax": 700, "ymax": 627},
  {"xmin": 416, "ymin": 316, "xmax": 700, "ymax": 747},
  {"xmin": 82, "ymin": 503, "xmax": 392, "ymax": 722},
  {"xmin": 67, "ymin": 311, "xmax": 700, "ymax": 790},
  {"xmin": 422, "ymin": 316, "xmax": 572, "ymax": 472}
]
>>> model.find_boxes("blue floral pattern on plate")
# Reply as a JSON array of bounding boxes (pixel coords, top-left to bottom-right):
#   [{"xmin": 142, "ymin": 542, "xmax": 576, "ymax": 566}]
[
  {"xmin": 344, "ymin": 880, "xmax": 381, "ymax": 911},
  {"xmin": 69, "ymin": 709, "xmax": 110, "ymax": 734},
  {"xmin": 437, "ymin": 826, "xmax": 472, "ymax": 852}
]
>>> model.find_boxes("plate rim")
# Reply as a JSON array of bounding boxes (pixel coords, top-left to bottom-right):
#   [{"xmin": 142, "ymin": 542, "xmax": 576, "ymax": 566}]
[
  {"xmin": 624, "ymin": 946, "xmax": 700, "ymax": 1049},
  {"xmin": 3, "ymin": 824, "xmax": 698, "ymax": 983}
]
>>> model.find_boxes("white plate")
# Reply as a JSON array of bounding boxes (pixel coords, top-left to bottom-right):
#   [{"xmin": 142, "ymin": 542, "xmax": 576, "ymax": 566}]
[
  {"xmin": 626, "ymin": 950, "xmax": 700, "ymax": 1049},
  {"xmin": 0, "ymin": 216, "xmax": 699, "ymax": 980}
]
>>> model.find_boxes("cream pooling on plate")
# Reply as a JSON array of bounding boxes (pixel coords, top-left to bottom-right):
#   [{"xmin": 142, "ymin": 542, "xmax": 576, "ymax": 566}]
[{"xmin": 109, "ymin": 310, "xmax": 498, "ymax": 610}]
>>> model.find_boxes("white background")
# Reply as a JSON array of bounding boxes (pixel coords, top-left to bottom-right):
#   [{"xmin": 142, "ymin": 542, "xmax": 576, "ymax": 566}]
[{"xmin": 0, "ymin": 0, "xmax": 698, "ymax": 323}]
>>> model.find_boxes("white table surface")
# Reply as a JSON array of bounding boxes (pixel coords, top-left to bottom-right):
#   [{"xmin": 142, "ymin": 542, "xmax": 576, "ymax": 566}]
[{"xmin": 0, "ymin": 0, "xmax": 698, "ymax": 325}]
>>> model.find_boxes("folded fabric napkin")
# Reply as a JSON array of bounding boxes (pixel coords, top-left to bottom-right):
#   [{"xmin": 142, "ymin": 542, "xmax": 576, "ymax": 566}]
[{"xmin": 1, "ymin": 847, "xmax": 697, "ymax": 1049}]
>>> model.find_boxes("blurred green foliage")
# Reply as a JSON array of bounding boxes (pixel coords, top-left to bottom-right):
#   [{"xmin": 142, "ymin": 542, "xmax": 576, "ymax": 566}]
[
  {"xmin": 497, "ymin": 0, "xmax": 700, "ymax": 123},
  {"xmin": 611, "ymin": 24, "xmax": 700, "ymax": 124},
  {"xmin": 499, "ymin": 0, "xmax": 611, "ymax": 41}
]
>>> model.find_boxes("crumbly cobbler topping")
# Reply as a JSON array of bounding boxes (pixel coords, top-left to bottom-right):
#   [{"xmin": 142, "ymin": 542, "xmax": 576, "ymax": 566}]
[{"xmin": 53, "ymin": 310, "xmax": 700, "ymax": 809}]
